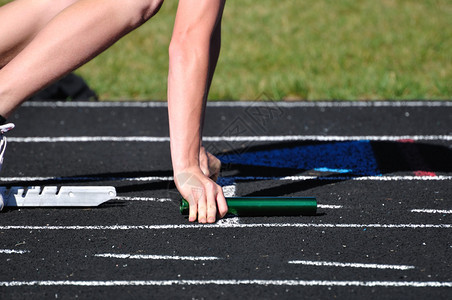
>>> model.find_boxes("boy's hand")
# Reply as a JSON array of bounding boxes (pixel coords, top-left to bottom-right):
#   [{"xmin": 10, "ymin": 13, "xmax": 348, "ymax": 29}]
[{"xmin": 175, "ymin": 166, "xmax": 227, "ymax": 223}]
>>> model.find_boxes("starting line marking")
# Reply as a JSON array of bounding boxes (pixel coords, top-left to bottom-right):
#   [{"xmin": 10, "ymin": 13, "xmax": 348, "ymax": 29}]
[
  {"xmin": 1, "ymin": 279, "xmax": 451, "ymax": 288},
  {"xmin": 288, "ymin": 260, "xmax": 415, "ymax": 270},
  {"xmin": 115, "ymin": 196, "xmax": 172, "ymax": 202},
  {"xmin": 267, "ymin": 175, "xmax": 452, "ymax": 181},
  {"xmin": 411, "ymin": 209, "xmax": 452, "ymax": 214},
  {"xmin": 317, "ymin": 204, "xmax": 343, "ymax": 209},
  {"xmin": 8, "ymin": 135, "xmax": 452, "ymax": 143},
  {"xmin": 94, "ymin": 253, "xmax": 220, "ymax": 261},
  {"xmin": 0, "ymin": 223, "xmax": 450, "ymax": 231},
  {"xmin": 0, "ymin": 249, "xmax": 29, "ymax": 254},
  {"xmin": 0, "ymin": 175, "xmax": 451, "ymax": 183}
]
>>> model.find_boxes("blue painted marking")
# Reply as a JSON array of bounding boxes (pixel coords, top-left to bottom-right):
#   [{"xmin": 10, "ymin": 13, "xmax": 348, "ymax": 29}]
[
  {"xmin": 313, "ymin": 167, "xmax": 353, "ymax": 174},
  {"xmin": 219, "ymin": 141, "xmax": 381, "ymax": 176}
]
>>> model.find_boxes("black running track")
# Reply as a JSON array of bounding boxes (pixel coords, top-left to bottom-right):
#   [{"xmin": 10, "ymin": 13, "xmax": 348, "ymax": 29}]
[{"xmin": 0, "ymin": 101, "xmax": 451, "ymax": 299}]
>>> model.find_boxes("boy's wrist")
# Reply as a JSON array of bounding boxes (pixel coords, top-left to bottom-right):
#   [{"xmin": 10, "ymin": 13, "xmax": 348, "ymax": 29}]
[{"xmin": 172, "ymin": 159, "xmax": 199, "ymax": 174}]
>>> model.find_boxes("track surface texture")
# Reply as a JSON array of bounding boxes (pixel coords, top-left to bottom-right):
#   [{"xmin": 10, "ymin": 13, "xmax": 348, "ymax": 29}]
[{"xmin": 0, "ymin": 101, "xmax": 451, "ymax": 299}]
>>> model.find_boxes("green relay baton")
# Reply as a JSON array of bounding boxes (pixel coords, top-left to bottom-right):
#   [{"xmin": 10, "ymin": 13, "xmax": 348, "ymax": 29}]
[{"xmin": 180, "ymin": 197, "xmax": 317, "ymax": 216}]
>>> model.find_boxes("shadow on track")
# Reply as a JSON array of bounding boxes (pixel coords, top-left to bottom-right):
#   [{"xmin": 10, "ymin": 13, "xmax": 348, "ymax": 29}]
[{"xmin": 214, "ymin": 140, "xmax": 452, "ymax": 196}]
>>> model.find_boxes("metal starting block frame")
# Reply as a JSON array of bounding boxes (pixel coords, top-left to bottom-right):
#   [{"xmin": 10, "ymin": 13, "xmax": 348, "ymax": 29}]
[{"xmin": 1, "ymin": 186, "xmax": 116, "ymax": 208}]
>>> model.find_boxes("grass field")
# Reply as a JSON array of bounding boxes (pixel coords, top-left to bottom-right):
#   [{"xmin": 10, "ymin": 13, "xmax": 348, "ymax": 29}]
[{"xmin": 1, "ymin": 0, "xmax": 451, "ymax": 100}]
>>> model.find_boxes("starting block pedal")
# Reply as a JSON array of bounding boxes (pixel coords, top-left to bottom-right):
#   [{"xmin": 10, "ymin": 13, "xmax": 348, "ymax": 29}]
[{"xmin": 1, "ymin": 186, "xmax": 116, "ymax": 208}]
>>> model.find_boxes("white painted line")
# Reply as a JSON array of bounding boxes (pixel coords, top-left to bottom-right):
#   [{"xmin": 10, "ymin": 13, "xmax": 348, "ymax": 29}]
[
  {"xmin": 0, "ymin": 249, "xmax": 29, "ymax": 254},
  {"xmin": 288, "ymin": 260, "xmax": 415, "ymax": 270},
  {"xmin": 0, "ymin": 176, "xmax": 174, "ymax": 182},
  {"xmin": 115, "ymin": 196, "xmax": 172, "ymax": 202},
  {"xmin": 206, "ymin": 101, "xmax": 452, "ymax": 108},
  {"xmin": 216, "ymin": 217, "xmax": 240, "ymax": 226},
  {"xmin": 203, "ymin": 135, "xmax": 452, "ymax": 142},
  {"xmin": 0, "ymin": 175, "xmax": 451, "ymax": 183},
  {"xmin": 9, "ymin": 136, "xmax": 170, "ymax": 143},
  {"xmin": 411, "ymin": 209, "xmax": 452, "ymax": 214},
  {"xmin": 0, "ymin": 223, "xmax": 450, "ymax": 231},
  {"xmin": 94, "ymin": 253, "xmax": 219, "ymax": 261},
  {"xmin": 21, "ymin": 100, "xmax": 452, "ymax": 108},
  {"xmin": 223, "ymin": 184, "xmax": 236, "ymax": 197},
  {"xmin": 317, "ymin": 204, "xmax": 343, "ymax": 209},
  {"xmin": 1, "ymin": 279, "xmax": 451, "ymax": 288},
  {"xmin": 234, "ymin": 175, "xmax": 452, "ymax": 181},
  {"xmin": 22, "ymin": 101, "xmax": 169, "ymax": 108},
  {"xmin": 8, "ymin": 135, "xmax": 452, "ymax": 143},
  {"xmin": 334, "ymin": 175, "xmax": 452, "ymax": 181}
]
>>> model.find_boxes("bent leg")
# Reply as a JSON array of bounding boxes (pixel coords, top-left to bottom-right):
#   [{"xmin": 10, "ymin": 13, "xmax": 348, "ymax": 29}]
[
  {"xmin": 0, "ymin": 0, "xmax": 163, "ymax": 117},
  {"xmin": 0, "ymin": 0, "xmax": 79, "ymax": 68}
]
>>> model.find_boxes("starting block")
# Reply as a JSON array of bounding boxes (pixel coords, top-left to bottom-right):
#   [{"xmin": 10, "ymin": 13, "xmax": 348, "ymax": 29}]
[{"xmin": 1, "ymin": 186, "xmax": 116, "ymax": 208}]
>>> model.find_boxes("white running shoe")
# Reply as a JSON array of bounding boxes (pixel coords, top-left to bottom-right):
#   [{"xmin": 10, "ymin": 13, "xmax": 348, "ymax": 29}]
[{"xmin": 0, "ymin": 123, "xmax": 14, "ymax": 211}]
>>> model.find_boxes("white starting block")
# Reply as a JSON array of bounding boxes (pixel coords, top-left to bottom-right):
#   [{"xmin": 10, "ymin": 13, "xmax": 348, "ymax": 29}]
[{"xmin": 1, "ymin": 186, "xmax": 116, "ymax": 208}]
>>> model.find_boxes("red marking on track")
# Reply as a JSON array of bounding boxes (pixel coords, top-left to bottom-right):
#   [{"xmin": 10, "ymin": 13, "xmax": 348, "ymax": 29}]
[
  {"xmin": 414, "ymin": 171, "xmax": 437, "ymax": 177},
  {"xmin": 398, "ymin": 139, "xmax": 415, "ymax": 143},
  {"xmin": 397, "ymin": 139, "xmax": 437, "ymax": 177}
]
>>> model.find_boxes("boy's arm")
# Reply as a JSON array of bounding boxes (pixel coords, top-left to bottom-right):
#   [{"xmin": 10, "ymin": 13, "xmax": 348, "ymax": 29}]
[{"xmin": 168, "ymin": 0, "xmax": 227, "ymax": 223}]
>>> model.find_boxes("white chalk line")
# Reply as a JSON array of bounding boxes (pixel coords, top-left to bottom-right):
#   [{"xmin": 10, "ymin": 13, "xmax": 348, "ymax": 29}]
[
  {"xmin": 115, "ymin": 196, "xmax": 172, "ymax": 202},
  {"xmin": 232, "ymin": 175, "xmax": 452, "ymax": 181},
  {"xmin": 9, "ymin": 136, "xmax": 169, "ymax": 143},
  {"xmin": 411, "ymin": 209, "xmax": 452, "ymax": 214},
  {"xmin": 275, "ymin": 175, "xmax": 452, "ymax": 181},
  {"xmin": 94, "ymin": 253, "xmax": 219, "ymax": 261},
  {"xmin": 0, "ymin": 223, "xmax": 450, "ymax": 231},
  {"xmin": 222, "ymin": 184, "xmax": 236, "ymax": 197},
  {"xmin": 8, "ymin": 135, "xmax": 452, "ymax": 143},
  {"xmin": 216, "ymin": 217, "xmax": 240, "ymax": 226},
  {"xmin": 1, "ymin": 279, "xmax": 451, "ymax": 288},
  {"xmin": 288, "ymin": 260, "xmax": 415, "ymax": 270},
  {"xmin": 0, "ymin": 175, "xmax": 451, "ymax": 183},
  {"xmin": 22, "ymin": 100, "xmax": 452, "ymax": 108},
  {"xmin": 204, "ymin": 135, "xmax": 452, "ymax": 142},
  {"xmin": 0, "ymin": 249, "xmax": 29, "ymax": 254},
  {"xmin": 318, "ymin": 204, "xmax": 343, "ymax": 209},
  {"xmin": 0, "ymin": 176, "xmax": 174, "ymax": 182}
]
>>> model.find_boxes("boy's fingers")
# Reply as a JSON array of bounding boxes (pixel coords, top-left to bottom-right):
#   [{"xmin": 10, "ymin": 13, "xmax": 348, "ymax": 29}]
[
  {"xmin": 216, "ymin": 191, "xmax": 228, "ymax": 218},
  {"xmin": 188, "ymin": 186, "xmax": 203, "ymax": 222},
  {"xmin": 193, "ymin": 187, "xmax": 207, "ymax": 223},
  {"xmin": 206, "ymin": 189, "xmax": 218, "ymax": 224},
  {"xmin": 188, "ymin": 205, "xmax": 197, "ymax": 222}
]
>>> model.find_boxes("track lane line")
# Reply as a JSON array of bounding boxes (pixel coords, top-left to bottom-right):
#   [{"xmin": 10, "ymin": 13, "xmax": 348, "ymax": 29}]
[
  {"xmin": 8, "ymin": 135, "xmax": 452, "ymax": 142},
  {"xmin": 411, "ymin": 209, "xmax": 452, "ymax": 214},
  {"xmin": 0, "ymin": 223, "xmax": 450, "ymax": 231},
  {"xmin": 0, "ymin": 249, "xmax": 29, "ymax": 254},
  {"xmin": 1, "ymin": 279, "xmax": 451, "ymax": 288},
  {"xmin": 115, "ymin": 196, "xmax": 172, "ymax": 202},
  {"xmin": 288, "ymin": 260, "xmax": 415, "ymax": 270},
  {"xmin": 1, "ymin": 175, "xmax": 451, "ymax": 182},
  {"xmin": 94, "ymin": 253, "xmax": 220, "ymax": 261}
]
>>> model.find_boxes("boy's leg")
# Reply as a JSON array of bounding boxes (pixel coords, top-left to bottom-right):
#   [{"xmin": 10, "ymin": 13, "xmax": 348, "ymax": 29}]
[
  {"xmin": 0, "ymin": 0, "xmax": 164, "ymax": 118},
  {"xmin": 0, "ymin": 123, "xmax": 15, "ymax": 211},
  {"xmin": 0, "ymin": 0, "xmax": 79, "ymax": 68},
  {"xmin": 0, "ymin": 0, "xmax": 163, "ymax": 211}
]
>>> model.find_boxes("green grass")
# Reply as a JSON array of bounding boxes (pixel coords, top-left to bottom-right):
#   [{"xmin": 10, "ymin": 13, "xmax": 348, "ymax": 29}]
[{"xmin": 1, "ymin": 0, "xmax": 451, "ymax": 100}]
